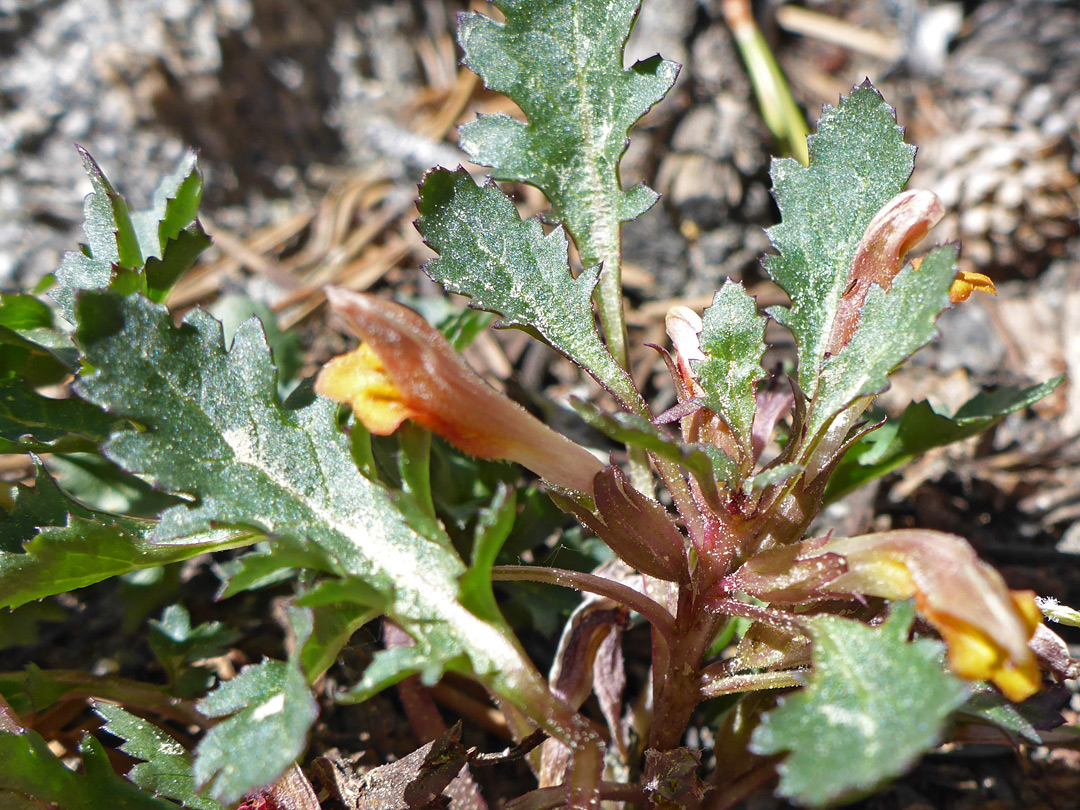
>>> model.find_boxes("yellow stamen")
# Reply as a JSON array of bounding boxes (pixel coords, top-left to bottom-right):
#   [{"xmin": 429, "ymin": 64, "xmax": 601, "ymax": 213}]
[{"xmin": 949, "ymin": 271, "xmax": 996, "ymax": 303}]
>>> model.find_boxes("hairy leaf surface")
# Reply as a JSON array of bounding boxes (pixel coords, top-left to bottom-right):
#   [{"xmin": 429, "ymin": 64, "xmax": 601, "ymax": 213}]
[
  {"xmin": 52, "ymin": 151, "xmax": 208, "ymax": 320},
  {"xmin": 750, "ymin": 601, "xmax": 967, "ymax": 807},
  {"xmin": 765, "ymin": 84, "xmax": 920, "ymax": 405},
  {"xmin": 192, "ymin": 659, "xmax": 317, "ymax": 804},
  {"xmin": 694, "ymin": 281, "xmax": 768, "ymax": 465},
  {"xmin": 457, "ymin": 0, "xmax": 677, "ymax": 261},
  {"xmin": 416, "ymin": 168, "xmax": 638, "ymax": 407},
  {"xmin": 72, "ymin": 292, "xmax": 549, "ymax": 719},
  {"xmin": 94, "ymin": 702, "xmax": 226, "ymax": 810},
  {"xmin": 805, "ymin": 244, "xmax": 957, "ymax": 438}
]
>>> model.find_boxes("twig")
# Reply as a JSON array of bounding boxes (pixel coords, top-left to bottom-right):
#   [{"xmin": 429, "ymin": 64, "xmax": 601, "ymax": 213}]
[{"xmin": 775, "ymin": 5, "xmax": 902, "ymax": 61}]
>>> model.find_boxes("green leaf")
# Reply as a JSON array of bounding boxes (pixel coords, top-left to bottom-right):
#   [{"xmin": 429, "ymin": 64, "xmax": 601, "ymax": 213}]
[
  {"xmin": 694, "ymin": 280, "xmax": 768, "ymax": 465},
  {"xmin": 457, "ymin": 0, "xmax": 678, "ymax": 263},
  {"xmin": 805, "ymin": 244, "xmax": 957, "ymax": 439},
  {"xmin": 825, "ymin": 377, "xmax": 1064, "ymax": 502},
  {"xmin": 764, "ymin": 83, "xmax": 915, "ymax": 400},
  {"xmin": 571, "ymin": 398, "xmax": 736, "ymax": 503},
  {"xmin": 0, "ymin": 728, "xmax": 177, "ymax": 810},
  {"xmin": 94, "ymin": 702, "xmax": 226, "ymax": 810},
  {"xmin": 129, "ymin": 150, "xmax": 202, "ymax": 258},
  {"xmin": 144, "ymin": 225, "xmax": 212, "ymax": 305},
  {"xmin": 0, "ymin": 465, "xmax": 246, "ymax": 608},
  {"xmin": 44, "ymin": 453, "xmax": 181, "ymax": 518},
  {"xmin": 51, "ymin": 151, "xmax": 208, "ymax": 319},
  {"xmin": 0, "ymin": 294, "xmax": 54, "ymax": 331},
  {"xmin": 750, "ymin": 601, "xmax": 968, "ymax": 808},
  {"xmin": 458, "ymin": 484, "xmax": 517, "ymax": 626},
  {"xmin": 442, "ymin": 308, "xmax": 495, "ymax": 352},
  {"xmin": 292, "ymin": 584, "xmax": 383, "ymax": 681},
  {"xmin": 192, "ymin": 659, "xmax": 318, "ymax": 805},
  {"xmin": 148, "ymin": 604, "xmax": 239, "ymax": 687},
  {"xmin": 0, "ymin": 378, "xmax": 116, "ymax": 454},
  {"xmin": 742, "ymin": 463, "xmax": 802, "ymax": 495},
  {"xmin": 210, "ymin": 295, "xmax": 303, "ymax": 388},
  {"xmin": 416, "ymin": 168, "xmax": 639, "ymax": 409},
  {"xmin": 345, "ymin": 645, "xmax": 441, "ymax": 704},
  {"xmin": 72, "ymin": 291, "xmax": 549, "ymax": 714},
  {"xmin": 215, "ymin": 543, "xmax": 329, "ymax": 599},
  {"xmin": 0, "ymin": 600, "xmax": 69, "ymax": 650},
  {"xmin": 77, "ymin": 146, "xmax": 144, "ymax": 272},
  {"xmin": 0, "ymin": 293, "xmax": 76, "ymax": 384},
  {"xmin": 0, "ymin": 319, "xmax": 79, "ymax": 384},
  {"xmin": 957, "ymin": 686, "xmax": 1041, "ymax": 745}
]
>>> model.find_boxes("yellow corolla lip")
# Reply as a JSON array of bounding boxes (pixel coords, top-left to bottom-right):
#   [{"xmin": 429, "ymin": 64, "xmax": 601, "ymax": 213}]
[
  {"xmin": 318, "ymin": 343, "xmax": 418, "ymax": 435},
  {"xmin": 316, "ymin": 287, "xmax": 604, "ymax": 495},
  {"xmin": 928, "ymin": 595, "xmax": 1041, "ymax": 702},
  {"xmin": 949, "ymin": 271, "xmax": 997, "ymax": 303},
  {"xmin": 821, "ymin": 531, "xmax": 1043, "ymax": 701}
]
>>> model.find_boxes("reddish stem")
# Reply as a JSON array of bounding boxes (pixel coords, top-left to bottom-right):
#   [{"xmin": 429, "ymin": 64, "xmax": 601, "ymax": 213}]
[{"xmin": 492, "ymin": 565, "xmax": 675, "ymax": 641}]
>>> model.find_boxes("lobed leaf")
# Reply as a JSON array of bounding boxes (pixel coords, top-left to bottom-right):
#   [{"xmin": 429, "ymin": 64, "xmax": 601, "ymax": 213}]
[
  {"xmin": 694, "ymin": 280, "xmax": 768, "ymax": 465},
  {"xmin": 51, "ymin": 151, "xmax": 208, "ymax": 320},
  {"xmin": 764, "ymin": 84, "xmax": 917, "ymax": 404},
  {"xmin": 148, "ymin": 604, "xmax": 240, "ymax": 689},
  {"xmin": 0, "ymin": 729, "xmax": 177, "ymax": 810},
  {"xmin": 457, "ymin": 0, "xmax": 678, "ymax": 261},
  {"xmin": 0, "ymin": 465, "xmax": 244, "ymax": 609},
  {"xmin": 416, "ymin": 168, "xmax": 639, "ymax": 408},
  {"xmin": 805, "ymin": 244, "xmax": 957, "ymax": 439},
  {"xmin": 192, "ymin": 659, "xmax": 318, "ymax": 805},
  {"xmin": 71, "ymin": 291, "xmax": 552, "ymax": 723},
  {"xmin": 94, "ymin": 702, "xmax": 226, "ymax": 810},
  {"xmin": 0, "ymin": 378, "xmax": 116, "ymax": 454},
  {"xmin": 750, "ymin": 601, "xmax": 968, "ymax": 807}
]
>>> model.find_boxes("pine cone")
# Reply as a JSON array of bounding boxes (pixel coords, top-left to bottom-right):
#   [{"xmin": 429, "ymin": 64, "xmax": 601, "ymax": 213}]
[{"xmin": 908, "ymin": 0, "xmax": 1080, "ymax": 277}]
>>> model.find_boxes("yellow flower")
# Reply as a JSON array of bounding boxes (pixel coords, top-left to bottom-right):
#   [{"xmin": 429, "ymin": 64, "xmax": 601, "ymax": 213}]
[
  {"xmin": 822, "ymin": 531, "xmax": 1042, "ymax": 701},
  {"xmin": 948, "ymin": 270, "xmax": 997, "ymax": 303},
  {"xmin": 317, "ymin": 287, "xmax": 603, "ymax": 495}
]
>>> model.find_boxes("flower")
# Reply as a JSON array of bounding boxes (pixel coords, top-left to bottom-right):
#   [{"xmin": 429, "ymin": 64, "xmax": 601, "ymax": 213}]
[
  {"xmin": 827, "ymin": 189, "xmax": 945, "ymax": 355},
  {"xmin": 821, "ymin": 531, "xmax": 1042, "ymax": 701},
  {"xmin": 317, "ymin": 287, "xmax": 603, "ymax": 495},
  {"xmin": 730, "ymin": 529, "xmax": 1043, "ymax": 701}
]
